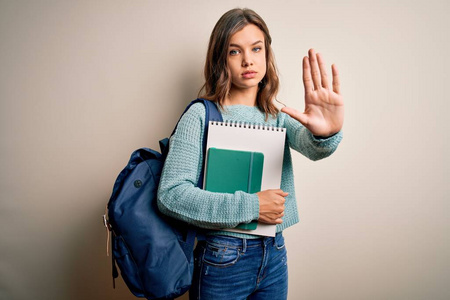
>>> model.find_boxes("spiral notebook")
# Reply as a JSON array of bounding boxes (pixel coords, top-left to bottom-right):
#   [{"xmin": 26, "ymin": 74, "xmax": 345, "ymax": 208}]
[{"xmin": 204, "ymin": 121, "xmax": 286, "ymax": 237}]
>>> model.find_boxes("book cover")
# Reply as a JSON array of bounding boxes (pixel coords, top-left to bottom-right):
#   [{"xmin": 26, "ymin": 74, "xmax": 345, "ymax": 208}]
[{"xmin": 204, "ymin": 147, "xmax": 264, "ymax": 230}]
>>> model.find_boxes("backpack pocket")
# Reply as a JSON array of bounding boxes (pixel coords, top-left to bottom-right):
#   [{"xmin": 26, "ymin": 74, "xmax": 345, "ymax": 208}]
[{"xmin": 112, "ymin": 235, "xmax": 146, "ymax": 297}]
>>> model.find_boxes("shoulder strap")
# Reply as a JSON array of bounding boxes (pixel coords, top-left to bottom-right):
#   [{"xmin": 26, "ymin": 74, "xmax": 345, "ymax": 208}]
[
  {"xmin": 163, "ymin": 98, "xmax": 222, "ymax": 164},
  {"xmin": 170, "ymin": 98, "xmax": 222, "ymax": 137},
  {"xmin": 173, "ymin": 98, "xmax": 222, "ymax": 252},
  {"xmin": 187, "ymin": 99, "xmax": 222, "ymax": 188}
]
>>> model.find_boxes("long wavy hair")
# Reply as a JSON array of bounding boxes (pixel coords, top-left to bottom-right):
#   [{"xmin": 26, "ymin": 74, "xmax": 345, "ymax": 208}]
[{"xmin": 198, "ymin": 8, "xmax": 280, "ymax": 119}]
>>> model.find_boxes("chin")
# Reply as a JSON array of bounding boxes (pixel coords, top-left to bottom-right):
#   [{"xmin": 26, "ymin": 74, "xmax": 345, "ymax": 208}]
[{"xmin": 238, "ymin": 80, "xmax": 262, "ymax": 89}]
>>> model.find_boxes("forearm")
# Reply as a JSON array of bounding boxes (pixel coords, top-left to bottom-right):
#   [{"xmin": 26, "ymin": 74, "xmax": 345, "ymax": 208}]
[{"xmin": 157, "ymin": 182, "xmax": 259, "ymax": 229}]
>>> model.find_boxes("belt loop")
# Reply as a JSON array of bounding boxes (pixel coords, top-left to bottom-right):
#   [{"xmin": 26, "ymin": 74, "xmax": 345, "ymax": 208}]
[
  {"xmin": 273, "ymin": 233, "xmax": 278, "ymax": 247},
  {"xmin": 273, "ymin": 232, "xmax": 281, "ymax": 246},
  {"xmin": 242, "ymin": 238, "xmax": 247, "ymax": 253}
]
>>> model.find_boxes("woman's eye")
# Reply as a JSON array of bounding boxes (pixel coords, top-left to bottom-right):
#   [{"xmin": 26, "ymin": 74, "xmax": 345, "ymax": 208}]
[
  {"xmin": 229, "ymin": 49, "xmax": 240, "ymax": 56},
  {"xmin": 253, "ymin": 47, "xmax": 262, "ymax": 53}
]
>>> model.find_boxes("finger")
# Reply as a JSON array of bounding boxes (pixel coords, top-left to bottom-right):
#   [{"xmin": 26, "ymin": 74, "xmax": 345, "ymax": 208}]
[
  {"xmin": 332, "ymin": 64, "xmax": 340, "ymax": 94},
  {"xmin": 259, "ymin": 216, "xmax": 283, "ymax": 225},
  {"xmin": 270, "ymin": 215, "xmax": 284, "ymax": 224},
  {"xmin": 274, "ymin": 189, "xmax": 289, "ymax": 197},
  {"xmin": 317, "ymin": 53, "xmax": 329, "ymax": 89},
  {"xmin": 281, "ymin": 107, "xmax": 309, "ymax": 126},
  {"xmin": 277, "ymin": 197, "xmax": 286, "ymax": 206},
  {"xmin": 302, "ymin": 56, "xmax": 313, "ymax": 93},
  {"xmin": 308, "ymin": 48, "xmax": 321, "ymax": 90}
]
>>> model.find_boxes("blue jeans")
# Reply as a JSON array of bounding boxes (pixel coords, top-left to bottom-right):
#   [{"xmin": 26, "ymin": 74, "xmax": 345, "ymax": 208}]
[{"xmin": 189, "ymin": 233, "xmax": 288, "ymax": 300}]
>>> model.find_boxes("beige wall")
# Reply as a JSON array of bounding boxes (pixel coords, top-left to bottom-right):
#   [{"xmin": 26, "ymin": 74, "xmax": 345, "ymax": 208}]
[{"xmin": 1, "ymin": 0, "xmax": 449, "ymax": 299}]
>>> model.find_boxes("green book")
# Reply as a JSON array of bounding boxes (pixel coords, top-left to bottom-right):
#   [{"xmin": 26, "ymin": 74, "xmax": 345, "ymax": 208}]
[{"xmin": 204, "ymin": 147, "xmax": 264, "ymax": 230}]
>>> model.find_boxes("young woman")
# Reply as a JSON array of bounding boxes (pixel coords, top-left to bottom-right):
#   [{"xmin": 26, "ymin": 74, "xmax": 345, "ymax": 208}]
[{"xmin": 157, "ymin": 8, "xmax": 344, "ymax": 300}]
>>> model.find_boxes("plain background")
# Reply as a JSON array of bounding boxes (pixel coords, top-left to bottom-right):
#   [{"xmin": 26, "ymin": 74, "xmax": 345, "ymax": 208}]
[{"xmin": 1, "ymin": 0, "xmax": 448, "ymax": 299}]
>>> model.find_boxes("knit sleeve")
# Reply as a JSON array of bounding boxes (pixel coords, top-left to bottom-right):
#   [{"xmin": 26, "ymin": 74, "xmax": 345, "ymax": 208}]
[
  {"xmin": 157, "ymin": 103, "xmax": 260, "ymax": 229},
  {"xmin": 282, "ymin": 112, "xmax": 343, "ymax": 161}
]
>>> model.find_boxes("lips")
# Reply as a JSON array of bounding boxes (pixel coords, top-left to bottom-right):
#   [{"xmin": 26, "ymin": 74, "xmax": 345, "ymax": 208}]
[{"xmin": 242, "ymin": 70, "xmax": 257, "ymax": 79}]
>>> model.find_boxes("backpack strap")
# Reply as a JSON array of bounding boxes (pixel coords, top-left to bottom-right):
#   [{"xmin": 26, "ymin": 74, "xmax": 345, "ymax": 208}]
[
  {"xmin": 169, "ymin": 98, "xmax": 222, "ymax": 136},
  {"xmin": 169, "ymin": 98, "xmax": 223, "ymax": 254},
  {"xmin": 170, "ymin": 98, "xmax": 222, "ymax": 187},
  {"xmin": 161, "ymin": 99, "xmax": 222, "ymax": 158},
  {"xmin": 191, "ymin": 99, "xmax": 223, "ymax": 188}
]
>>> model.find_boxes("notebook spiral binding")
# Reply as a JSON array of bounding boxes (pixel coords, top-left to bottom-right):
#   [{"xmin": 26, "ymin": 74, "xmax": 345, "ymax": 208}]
[{"xmin": 209, "ymin": 120, "xmax": 285, "ymax": 132}]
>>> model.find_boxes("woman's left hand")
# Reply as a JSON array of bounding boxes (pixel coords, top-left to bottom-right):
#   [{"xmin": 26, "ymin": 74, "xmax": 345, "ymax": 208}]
[{"xmin": 281, "ymin": 48, "xmax": 344, "ymax": 137}]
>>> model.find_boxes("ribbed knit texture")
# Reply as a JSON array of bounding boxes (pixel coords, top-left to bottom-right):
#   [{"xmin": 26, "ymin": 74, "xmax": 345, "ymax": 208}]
[{"xmin": 157, "ymin": 103, "xmax": 342, "ymax": 239}]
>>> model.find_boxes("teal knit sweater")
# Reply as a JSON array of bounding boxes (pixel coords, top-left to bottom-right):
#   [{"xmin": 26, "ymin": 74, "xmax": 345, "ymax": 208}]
[{"xmin": 157, "ymin": 103, "xmax": 342, "ymax": 238}]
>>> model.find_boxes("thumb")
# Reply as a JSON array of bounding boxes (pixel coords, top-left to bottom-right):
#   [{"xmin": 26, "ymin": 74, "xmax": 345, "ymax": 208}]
[{"xmin": 281, "ymin": 107, "xmax": 309, "ymax": 126}]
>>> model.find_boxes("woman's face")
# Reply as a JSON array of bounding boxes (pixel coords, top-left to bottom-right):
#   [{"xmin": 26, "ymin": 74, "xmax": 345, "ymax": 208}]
[{"xmin": 227, "ymin": 24, "xmax": 267, "ymax": 94}]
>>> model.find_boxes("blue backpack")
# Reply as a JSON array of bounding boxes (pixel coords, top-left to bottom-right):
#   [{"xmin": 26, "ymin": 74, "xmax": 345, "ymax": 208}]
[{"xmin": 103, "ymin": 99, "xmax": 222, "ymax": 299}]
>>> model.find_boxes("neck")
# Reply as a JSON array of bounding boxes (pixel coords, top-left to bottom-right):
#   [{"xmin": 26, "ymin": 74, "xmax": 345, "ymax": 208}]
[{"xmin": 223, "ymin": 86, "xmax": 258, "ymax": 106}]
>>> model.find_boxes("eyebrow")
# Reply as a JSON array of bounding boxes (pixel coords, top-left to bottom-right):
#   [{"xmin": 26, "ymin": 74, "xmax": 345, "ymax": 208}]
[{"xmin": 229, "ymin": 40, "xmax": 263, "ymax": 48}]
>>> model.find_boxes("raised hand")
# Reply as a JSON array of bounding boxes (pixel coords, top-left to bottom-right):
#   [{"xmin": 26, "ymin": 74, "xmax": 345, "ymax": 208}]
[{"xmin": 281, "ymin": 49, "xmax": 344, "ymax": 137}]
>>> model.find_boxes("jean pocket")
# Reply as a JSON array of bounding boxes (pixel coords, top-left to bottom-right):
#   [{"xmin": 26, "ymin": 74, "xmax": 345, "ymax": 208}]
[{"xmin": 202, "ymin": 243, "xmax": 240, "ymax": 267}]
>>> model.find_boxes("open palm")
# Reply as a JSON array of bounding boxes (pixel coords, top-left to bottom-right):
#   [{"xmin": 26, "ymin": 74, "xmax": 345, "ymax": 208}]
[{"xmin": 281, "ymin": 49, "xmax": 344, "ymax": 137}]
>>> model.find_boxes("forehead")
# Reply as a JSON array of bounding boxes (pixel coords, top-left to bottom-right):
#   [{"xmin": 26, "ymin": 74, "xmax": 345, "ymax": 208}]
[{"xmin": 229, "ymin": 24, "xmax": 265, "ymax": 46}]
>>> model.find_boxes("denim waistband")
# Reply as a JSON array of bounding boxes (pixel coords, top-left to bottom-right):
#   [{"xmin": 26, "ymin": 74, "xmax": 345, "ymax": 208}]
[{"xmin": 203, "ymin": 232, "xmax": 283, "ymax": 251}]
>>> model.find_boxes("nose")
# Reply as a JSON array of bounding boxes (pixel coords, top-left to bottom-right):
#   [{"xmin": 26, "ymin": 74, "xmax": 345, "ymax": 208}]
[
  {"xmin": 242, "ymin": 51, "xmax": 253, "ymax": 67},
  {"xmin": 242, "ymin": 60, "xmax": 253, "ymax": 67}
]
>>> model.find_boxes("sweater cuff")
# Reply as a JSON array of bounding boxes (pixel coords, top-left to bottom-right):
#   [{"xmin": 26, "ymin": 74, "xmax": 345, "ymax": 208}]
[
  {"xmin": 308, "ymin": 129, "xmax": 343, "ymax": 147},
  {"xmin": 250, "ymin": 193, "xmax": 260, "ymax": 221},
  {"xmin": 313, "ymin": 132, "xmax": 338, "ymax": 139}
]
